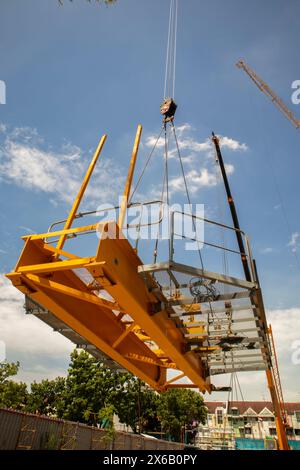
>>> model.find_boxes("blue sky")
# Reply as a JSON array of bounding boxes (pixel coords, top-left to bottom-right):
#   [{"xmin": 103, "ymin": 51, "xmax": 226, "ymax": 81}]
[{"xmin": 0, "ymin": 0, "xmax": 300, "ymax": 401}]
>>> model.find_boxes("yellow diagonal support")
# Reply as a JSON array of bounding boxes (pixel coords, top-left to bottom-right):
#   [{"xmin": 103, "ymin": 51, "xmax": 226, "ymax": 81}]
[
  {"xmin": 125, "ymin": 353, "xmax": 176, "ymax": 369},
  {"xmin": 112, "ymin": 323, "xmax": 138, "ymax": 349},
  {"xmin": 55, "ymin": 134, "xmax": 107, "ymax": 257},
  {"xmin": 118, "ymin": 125, "xmax": 142, "ymax": 230},
  {"xmin": 22, "ymin": 223, "xmax": 102, "ymax": 241},
  {"xmin": 24, "ymin": 273, "xmax": 121, "ymax": 311},
  {"xmin": 165, "ymin": 372, "xmax": 185, "ymax": 385},
  {"xmin": 17, "ymin": 258, "xmax": 103, "ymax": 275},
  {"xmin": 42, "ymin": 244, "xmax": 80, "ymax": 260}
]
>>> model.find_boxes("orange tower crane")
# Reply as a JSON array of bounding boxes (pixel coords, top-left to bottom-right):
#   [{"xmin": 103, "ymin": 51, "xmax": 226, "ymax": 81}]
[{"xmin": 236, "ymin": 59, "xmax": 300, "ymax": 130}]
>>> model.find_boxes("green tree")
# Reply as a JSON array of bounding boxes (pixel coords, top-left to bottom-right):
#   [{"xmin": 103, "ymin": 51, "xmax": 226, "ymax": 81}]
[
  {"xmin": 62, "ymin": 349, "xmax": 118, "ymax": 424},
  {"xmin": 0, "ymin": 361, "xmax": 19, "ymax": 384},
  {"xmin": 26, "ymin": 377, "xmax": 66, "ymax": 416},
  {"xmin": 59, "ymin": 350, "xmax": 160, "ymax": 434},
  {"xmin": 0, "ymin": 361, "xmax": 28, "ymax": 410},
  {"xmin": 157, "ymin": 389, "xmax": 207, "ymax": 443},
  {"xmin": 113, "ymin": 376, "xmax": 160, "ymax": 434},
  {"xmin": 98, "ymin": 404, "xmax": 116, "ymax": 446}
]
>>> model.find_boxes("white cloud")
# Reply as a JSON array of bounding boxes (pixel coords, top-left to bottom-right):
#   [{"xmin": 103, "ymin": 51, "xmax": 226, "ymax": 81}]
[
  {"xmin": 0, "ymin": 125, "xmax": 124, "ymax": 207},
  {"xmin": 18, "ymin": 226, "xmax": 35, "ymax": 234},
  {"xmin": 219, "ymin": 136, "xmax": 248, "ymax": 151},
  {"xmin": 0, "ymin": 274, "xmax": 73, "ymax": 383},
  {"xmin": 267, "ymin": 308, "xmax": 300, "ymax": 354},
  {"xmin": 143, "ymin": 125, "xmax": 247, "ymax": 196},
  {"xmin": 168, "ymin": 163, "xmax": 234, "ymax": 195},
  {"xmin": 288, "ymin": 232, "xmax": 299, "ymax": 253},
  {"xmin": 211, "ymin": 307, "xmax": 300, "ymax": 401},
  {"xmin": 145, "ymin": 125, "xmax": 247, "ymax": 156},
  {"xmin": 0, "ymin": 123, "xmax": 7, "ymax": 134},
  {"xmin": 260, "ymin": 247, "xmax": 274, "ymax": 254},
  {"xmin": 0, "ymin": 275, "xmax": 73, "ymax": 356},
  {"xmin": 145, "ymin": 135, "xmax": 165, "ymax": 149}
]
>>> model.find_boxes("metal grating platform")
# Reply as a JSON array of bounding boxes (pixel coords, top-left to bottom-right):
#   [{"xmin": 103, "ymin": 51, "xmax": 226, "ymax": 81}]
[
  {"xmin": 138, "ymin": 260, "xmax": 272, "ymax": 376},
  {"xmin": 24, "ymin": 296, "xmax": 126, "ymax": 372}
]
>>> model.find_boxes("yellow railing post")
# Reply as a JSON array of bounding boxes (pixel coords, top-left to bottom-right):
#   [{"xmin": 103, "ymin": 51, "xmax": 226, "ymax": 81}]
[
  {"xmin": 54, "ymin": 134, "xmax": 107, "ymax": 257},
  {"xmin": 118, "ymin": 124, "xmax": 142, "ymax": 231}
]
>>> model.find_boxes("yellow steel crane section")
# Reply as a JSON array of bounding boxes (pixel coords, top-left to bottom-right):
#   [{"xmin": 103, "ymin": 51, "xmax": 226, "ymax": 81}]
[{"xmin": 5, "ymin": 125, "xmax": 290, "ymax": 449}]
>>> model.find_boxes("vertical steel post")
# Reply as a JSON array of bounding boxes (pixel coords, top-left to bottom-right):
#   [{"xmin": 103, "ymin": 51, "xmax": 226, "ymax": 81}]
[
  {"xmin": 55, "ymin": 134, "xmax": 107, "ymax": 257},
  {"xmin": 211, "ymin": 132, "xmax": 252, "ymax": 282},
  {"xmin": 118, "ymin": 124, "xmax": 142, "ymax": 231}
]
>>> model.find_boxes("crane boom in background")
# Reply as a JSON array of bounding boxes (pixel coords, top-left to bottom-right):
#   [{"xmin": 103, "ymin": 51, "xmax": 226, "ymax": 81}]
[{"xmin": 236, "ymin": 59, "xmax": 300, "ymax": 131}]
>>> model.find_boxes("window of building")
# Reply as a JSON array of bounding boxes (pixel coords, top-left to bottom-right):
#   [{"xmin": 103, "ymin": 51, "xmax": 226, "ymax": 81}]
[
  {"xmin": 216, "ymin": 409, "xmax": 223, "ymax": 425},
  {"xmin": 295, "ymin": 411, "xmax": 300, "ymax": 423},
  {"xmin": 295, "ymin": 429, "xmax": 300, "ymax": 436},
  {"xmin": 269, "ymin": 428, "xmax": 277, "ymax": 436},
  {"xmin": 245, "ymin": 427, "xmax": 252, "ymax": 435},
  {"xmin": 248, "ymin": 416, "xmax": 258, "ymax": 423},
  {"xmin": 231, "ymin": 407, "xmax": 239, "ymax": 416}
]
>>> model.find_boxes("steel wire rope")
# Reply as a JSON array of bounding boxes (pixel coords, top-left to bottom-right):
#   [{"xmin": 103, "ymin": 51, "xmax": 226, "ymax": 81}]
[
  {"xmin": 163, "ymin": 0, "xmax": 178, "ymax": 100},
  {"xmin": 170, "ymin": 122, "xmax": 216, "ymax": 352},
  {"xmin": 129, "ymin": 126, "xmax": 164, "ymax": 204}
]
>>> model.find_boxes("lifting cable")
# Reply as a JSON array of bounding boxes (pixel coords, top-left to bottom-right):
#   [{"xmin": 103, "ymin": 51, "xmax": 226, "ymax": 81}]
[
  {"xmin": 129, "ymin": 126, "xmax": 164, "ymax": 204},
  {"xmin": 131, "ymin": 0, "xmax": 215, "ymax": 338},
  {"xmin": 164, "ymin": 0, "xmax": 178, "ymax": 100},
  {"xmin": 171, "ymin": 121, "xmax": 216, "ymax": 345},
  {"xmin": 223, "ymin": 366, "xmax": 245, "ymax": 446}
]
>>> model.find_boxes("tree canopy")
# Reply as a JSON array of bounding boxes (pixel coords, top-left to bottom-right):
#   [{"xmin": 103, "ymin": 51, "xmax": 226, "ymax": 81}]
[
  {"xmin": 0, "ymin": 351, "xmax": 207, "ymax": 443},
  {"xmin": 0, "ymin": 361, "xmax": 27, "ymax": 410},
  {"xmin": 158, "ymin": 388, "xmax": 206, "ymax": 443}
]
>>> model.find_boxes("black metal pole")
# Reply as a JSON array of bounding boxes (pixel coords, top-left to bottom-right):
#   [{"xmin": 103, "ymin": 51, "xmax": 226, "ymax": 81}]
[{"xmin": 211, "ymin": 132, "xmax": 252, "ymax": 282}]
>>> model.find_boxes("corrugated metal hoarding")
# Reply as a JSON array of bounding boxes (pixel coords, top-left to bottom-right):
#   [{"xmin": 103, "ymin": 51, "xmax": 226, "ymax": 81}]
[{"xmin": 0, "ymin": 408, "xmax": 186, "ymax": 450}]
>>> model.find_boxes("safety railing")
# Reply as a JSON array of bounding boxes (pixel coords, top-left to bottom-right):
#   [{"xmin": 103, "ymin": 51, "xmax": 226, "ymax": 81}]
[
  {"xmin": 169, "ymin": 210, "xmax": 256, "ymax": 283},
  {"xmin": 25, "ymin": 202, "xmax": 256, "ymax": 283},
  {"xmin": 44, "ymin": 200, "xmax": 164, "ymax": 248}
]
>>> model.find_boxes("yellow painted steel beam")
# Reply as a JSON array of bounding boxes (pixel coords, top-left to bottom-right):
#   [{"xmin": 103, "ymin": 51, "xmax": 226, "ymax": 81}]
[
  {"xmin": 118, "ymin": 124, "xmax": 142, "ymax": 230},
  {"xmin": 42, "ymin": 244, "xmax": 80, "ymax": 260},
  {"xmin": 135, "ymin": 333, "xmax": 152, "ymax": 342},
  {"xmin": 55, "ymin": 134, "xmax": 107, "ymax": 257},
  {"xmin": 7, "ymin": 267, "xmax": 168, "ymax": 390},
  {"xmin": 165, "ymin": 372, "xmax": 186, "ymax": 386},
  {"xmin": 6, "ymin": 219, "xmax": 173, "ymax": 390},
  {"xmin": 17, "ymin": 258, "xmax": 104, "ymax": 275},
  {"xmin": 22, "ymin": 223, "xmax": 103, "ymax": 241},
  {"xmin": 125, "ymin": 353, "xmax": 177, "ymax": 369},
  {"xmin": 112, "ymin": 322, "xmax": 138, "ymax": 349},
  {"xmin": 23, "ymin": 273, "xmax": 121, "ymax": 312},
  {"xmin": 96, "ymin": 222, "xmax": 211, "ymax": 393},
  {"xmin": 165, "ymin": 384, "xmax": 199, "ymax": 389}
]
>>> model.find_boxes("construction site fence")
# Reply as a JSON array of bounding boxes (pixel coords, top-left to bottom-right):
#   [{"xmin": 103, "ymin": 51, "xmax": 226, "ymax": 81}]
[{"xmin": 0, "ymin": 408, "xmax": 188, "ymax": 451}]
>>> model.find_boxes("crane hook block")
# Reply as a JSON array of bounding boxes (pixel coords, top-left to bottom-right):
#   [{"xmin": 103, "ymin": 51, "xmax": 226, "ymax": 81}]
[{"xmin": 160, "ymin": 98, "xmax": 177, "ymax": 122}]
